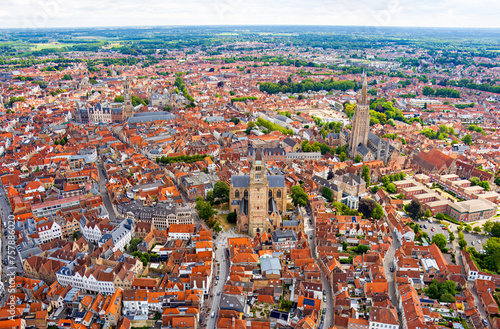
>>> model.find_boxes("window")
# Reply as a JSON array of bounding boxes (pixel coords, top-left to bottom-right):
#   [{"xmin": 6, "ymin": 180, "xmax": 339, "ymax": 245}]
[
  {"xmin": 269, "ymin": 190, "xmax": 272, "ymax": 198},
  {"xmin": 277, "ymin": 190, "xmax": 281, "ymax": 198},
  {"xmin": 235, "ymin": 190, "xmax": 240, "ymax": 198},
  {"xmin": 244, "ymin": 190, "xmax": 248, "ymax": 198}
]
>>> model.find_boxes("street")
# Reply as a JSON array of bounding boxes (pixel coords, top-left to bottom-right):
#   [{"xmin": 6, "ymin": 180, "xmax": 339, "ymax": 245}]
[
  {"xmin": 383, "ymin": 229, "xmax": 400, "ymax": 309},
  {"xmin": 303, "ymin": 207, "xmax": 334, "ymax": 329},
  {"xmin": 96, "ymin": 161, "xmax": 117, "ymax": 222},
  {"xmin": 206, "ymin": 228, "xmax": 245, "ymax": 329}
]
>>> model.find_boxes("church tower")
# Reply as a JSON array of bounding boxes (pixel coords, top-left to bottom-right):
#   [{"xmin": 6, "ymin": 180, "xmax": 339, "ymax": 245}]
[
  {"xmin": 122, "ymin": 77, "xmax": 133, "ymax": 121},
  {"xmin": 248, "ymin": 148, "xmax": 268, "ymax": 237},
  {"xmin": 349, "ymin": 72, "xmax": 371, "ymax": 156}
]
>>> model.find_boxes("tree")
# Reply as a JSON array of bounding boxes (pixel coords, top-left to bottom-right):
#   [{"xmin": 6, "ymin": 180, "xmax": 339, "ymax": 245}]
[
  {"xmin": 478, "ymin": 180, "xmax": 490, "ymax": 191},
  {"xmin": 72, "ymin": 231, "xmax": 78, "ymax": 240},
  {"xmin": 449, "ymin": 231, "xmax": 455, "ymax": 242},
  {"xmin": 386, "ymin": 183, "xmax": 397, "ymax": 194},
  {"xmin": 461, "ymin": 134, "xmax": 472, "ymax": 145},
  {"xmin": 407, "ymin": 199, "xmax": 424, "ymax": 219},
  {"xmin": 459, "ymin": 239, "xmax": 467, "ymax": 249},
  {"xmin": 473, "ymin": 226, "xmax": 482, "ymax": 234},
  {"xmin": 354, "ymin": 154, "xmax": 362, "ymax": 163},
  {"xmin": 301, "ymin": 140, "xmax": 312, "ymax": 152},
  {"xmin": 465, "ymin": 224, "xmax": 472, "ymax": 233},
  {"xmin": 427, "ymin": 282, "xmax": 439, "ymax": 299},
  {"xmin": 354, "ymin": 245, "xmax": 369, "ymax": 254},
  {"xmin": 422, "ymin": 86, "xmax": 435, "ymax": 96},
  {"xmin": 290, "ymin": 185, "xmax": 308, "ymax": 207},
  {"xmin": 371, "ymin": 186, "xmax": 380, "ymax": 194},
  {"xmin": 63, "ymin": 74, "xmax": 72, "ymax": 80},
  {"xmin": 322, "ymin": 187, "xmax": 333, "ymax": 202},
  {"xmin": 469, "ymin": 177, "xmax": 480, "ymax": 186},
  {"xmin": 213, "ymin": 181, "xmax": 230, "ymax": 200},
  {"xmin": 227, "ymin": 211, "xmax": 237, "ymax": 224},
  {"xmin": 206, "ymin": 190, "xmax": 214, "ymax": 204},
  {"xmin": 491, "ymin": 222, "xmax": 500, "ymax": 238},
  {"xmin": 432, "ymin": 234, "xmax": 447, "ymax": 251},
  {"xmin": 339, "ymin": 152, "xmax": 347, "ymax": 162},
  {"xmin": 129, "ymin": 238, "xmax": 142, "ymax": 253},
  {"xmin": 230, "ymin": 117, "xmax": 240, "ymax": 125},
  {"xmin": 424, "ymin": 209, "xmax": 432, "ymax": 218},
  {"xmin": 196, "ymin": 198, "xmax": 217, "ymax": 221},
  {"xmin": 371, "ymin": 204, "xmax": 384, "ymax": 220},
  {"xmin": 361, "ymin": 165, "xmax": 370, "ymax": 186},
  {"xmin": 440, "ymin": 292, "xmax": 456, "ymax": 303},
  {"xmin": 358, "ymin": 199, "xmax": 377, "ymax": 219},
  {"xmin": 483, "ymin": 220, "xmax": 493, "ymax": 233},
  {"xmin": 154, "ymin": 311, "xmax": 162, "ymax": 320}
]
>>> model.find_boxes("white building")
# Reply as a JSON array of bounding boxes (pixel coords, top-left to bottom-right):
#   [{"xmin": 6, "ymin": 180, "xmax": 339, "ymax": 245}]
[
  {"xmin": 36, "ymin": 221, "xmax": 62, "ymax": 243},
  {"xmin": 98, "ymin": 218, "xmax": 134, "ymax": 252}
]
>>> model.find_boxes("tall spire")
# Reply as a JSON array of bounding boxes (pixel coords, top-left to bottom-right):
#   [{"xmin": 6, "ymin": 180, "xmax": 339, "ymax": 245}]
[{"xmin": 361, "ymin": 71, "xmax": 368, "ymax": 105}]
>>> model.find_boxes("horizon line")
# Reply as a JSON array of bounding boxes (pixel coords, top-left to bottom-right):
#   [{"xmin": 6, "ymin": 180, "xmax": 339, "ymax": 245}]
[{"xmin": 1, "ymin": 24, "xmax": 500, "ymax": 31}]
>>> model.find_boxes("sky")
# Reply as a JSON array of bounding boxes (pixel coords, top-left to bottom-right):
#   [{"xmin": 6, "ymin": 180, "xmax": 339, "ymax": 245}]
[{"xmin": 2, "ymin": 0, "xmax": 499, "ymax": 29}]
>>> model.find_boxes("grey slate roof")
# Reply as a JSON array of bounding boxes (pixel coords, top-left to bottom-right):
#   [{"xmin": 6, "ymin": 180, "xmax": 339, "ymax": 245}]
[
  {"xmin": 268, "ymin": 175, "xmax": 285, "ymax": 188},
  {"xmin": 357, "ymin": 143, "xmax": 371, "ymax": 156}
]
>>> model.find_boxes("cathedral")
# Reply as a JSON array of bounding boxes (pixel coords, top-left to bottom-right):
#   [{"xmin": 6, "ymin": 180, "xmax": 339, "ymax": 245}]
[
  {"xmin": 230, "ymin": 149, "xmax": 287, "ymax": 237},
  {"xmin": 345, "ymin": 73, "xmax": 396, "ymax": 164}
]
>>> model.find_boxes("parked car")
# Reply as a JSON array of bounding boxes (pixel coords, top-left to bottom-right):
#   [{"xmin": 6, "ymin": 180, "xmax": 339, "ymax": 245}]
[
  {"xmin": 477, "ymin": 240, "xmax": 481, "ymax": 244},
  {"xmin": 323, "ymin": 296, "xmax": 327, "ymax": 302},
  {"xmin": 441, "ymin": 226, "xmax": 447, "ymax": 230},
  {"xmin": 211, "ymin": 312, "xmax": 215, "ymax": 318},
  {"xmin": 424, "ymin": 224, "xmax": 428, "ymax": 229},
  {"xmin": 471, "ymin": 241, "xmax": 475, "ymax": 246},
  {"xmin": 216, "ymin": 276, "xmax": 219, "ymax": 280}
]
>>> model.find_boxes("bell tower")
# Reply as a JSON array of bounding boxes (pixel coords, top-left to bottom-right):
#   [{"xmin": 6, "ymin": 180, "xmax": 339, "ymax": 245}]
[
  {"xmin": 122, "ymin": 77, "xmax": 133, "ymax": 121},
  {"xmin": 349, "ymin": 72, "xmax": 370, "ymax": 156},
  {"xmin": 248, "ymin": 148, "xmax": 268, "ymax": 237}
]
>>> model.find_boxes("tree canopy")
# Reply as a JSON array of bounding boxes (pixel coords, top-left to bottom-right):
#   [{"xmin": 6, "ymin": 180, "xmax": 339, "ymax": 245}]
[
  {"xmin": 290, "ymin": 185, "xmax": 308, "ymax": 207},
  {"xmin": 432, "ymin": 233, "xmax": 448, "ymax": 251}
]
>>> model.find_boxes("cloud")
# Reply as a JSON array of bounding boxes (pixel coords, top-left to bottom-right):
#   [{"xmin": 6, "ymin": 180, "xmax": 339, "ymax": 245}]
[{"xmin": 0, "ymin": 0, "xmax": 498, "ymax": 28}]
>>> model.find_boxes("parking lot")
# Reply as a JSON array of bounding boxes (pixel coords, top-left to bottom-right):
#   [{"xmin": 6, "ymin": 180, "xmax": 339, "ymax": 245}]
[
  {"xmin": 418, "ymin": 218, "xmax": 490, "ymax": 252},
  {"xmin": 418, "ymin": 220, "xmax": 451, "ymax": 245}
]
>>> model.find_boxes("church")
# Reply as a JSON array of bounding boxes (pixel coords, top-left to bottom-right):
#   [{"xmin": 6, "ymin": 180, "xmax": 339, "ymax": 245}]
[
  {"xmin": 343, "ymin": 73, "xmax": 397, "ymax": 164},
  {"xmin": 230, "ymin": 149, "xmax": 287, "ymax": 237}
]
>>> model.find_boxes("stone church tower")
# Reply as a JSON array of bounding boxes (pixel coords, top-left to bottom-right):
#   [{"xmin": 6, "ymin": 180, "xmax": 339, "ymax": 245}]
[
  {"xmin": 349, "ymin": 73, "xmax": 370, "ymax": 156},
  {"xmin": 247, "ymin": 148, "xmax": 268, "ymax": 236},
  {"xmin": 230, "ymin": 148, "xmax": 287, "ymax": 238},
  {"xmin": 122, "ymin": 77, "xmax": 134, "ymax": 121}
]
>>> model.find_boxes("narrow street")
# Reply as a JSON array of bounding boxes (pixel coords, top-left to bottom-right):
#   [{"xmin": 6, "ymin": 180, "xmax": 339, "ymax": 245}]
[
  {"xmin": 304, "ymin": 208, "xmax": 334, "ymax": 328},
  {"xmin": 96, "ymin": 161, "xmax": 117, "ymax": 222},
  {"xmin": 383, "ymin": 230, "xmax": 399, "ymax": 309},
  {"xmin": 206, "ymin": 229, "xmax": 245, "ymax": 329}
]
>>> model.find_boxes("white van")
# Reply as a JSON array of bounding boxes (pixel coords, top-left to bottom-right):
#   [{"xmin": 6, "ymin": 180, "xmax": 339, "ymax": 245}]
[{"xmin": 211, "ymin": 312, "xmax": 215, "ymax": 318}]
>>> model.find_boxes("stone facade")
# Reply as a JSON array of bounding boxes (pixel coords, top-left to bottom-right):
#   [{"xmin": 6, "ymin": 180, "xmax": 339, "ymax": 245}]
[{"xmin": 230, "ymin": 149, "xmax": 286, "ymax": 237}]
